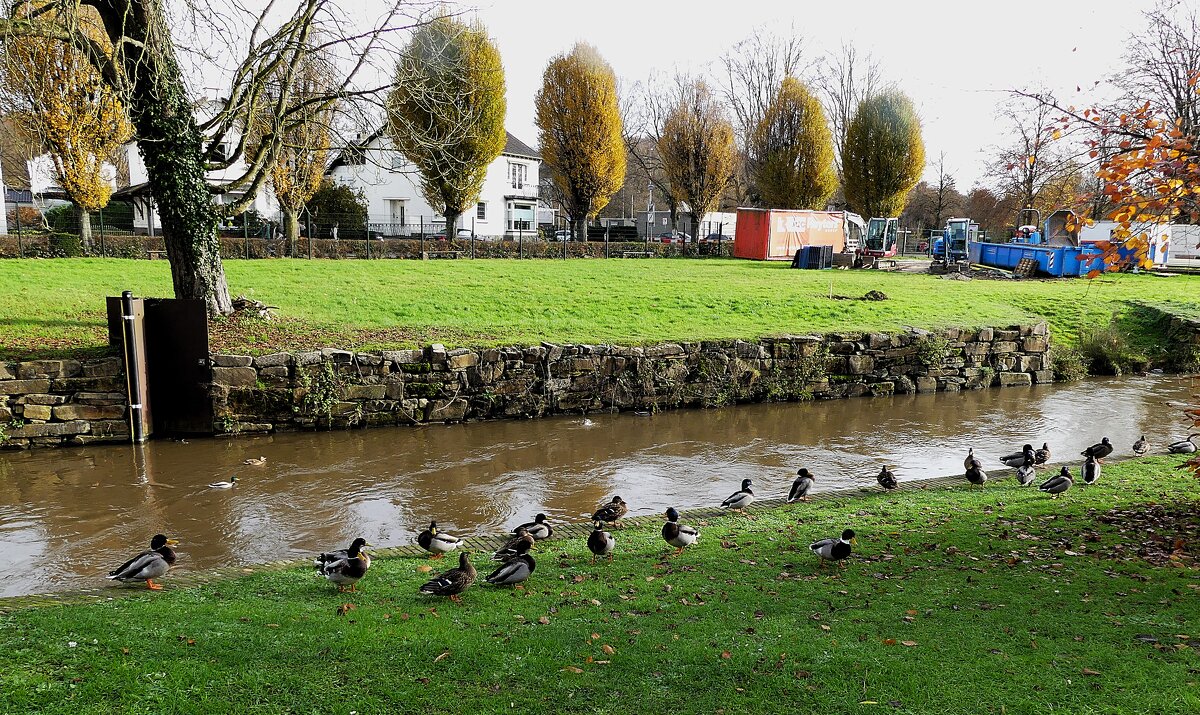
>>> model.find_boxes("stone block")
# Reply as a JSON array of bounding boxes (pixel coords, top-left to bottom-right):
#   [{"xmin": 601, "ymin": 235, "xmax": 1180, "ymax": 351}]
[
  {"xmin": 24, "ymin": 394, "xmax": 68, "ymax": 406},
  {"xmin": 995, "ymin": 330, "xmax": 1020, "ymax": 342},
  {"xmin": 847, "ymin": 355, "xmax": 875, "ymax": 375},
  {"xmin": 893, "ymin": 376, "xmax": 916, "ymax": 393},
  {"xmin": 976, "ymin": 327, "xmax": 993, "ymax": 342},
  {"xmin": 212, "ymin": 354, "xmax": 252, "ymax": 367},
  {"xmin": 428, "ymin": 398, "xmax": 469, "ymax": 422},
  {"xmin": 90, "ymin": 420, "xmax": 131, "ymax": 437},
  {"xmin": 295, "ymin": 351, "xmax": 323, "ymax": 366},
  {"xmin": 916, "ymin": 377, "xmax": 938, "ymax": 393},
  {"xmin": 1022, "ymin": 336, "xmax": 1048, "ymax": 353},
  {"xmin": 212, "ymin": 367, "xmax": 258, "ymax": 388},
  {"xmin": 448, "ymin": 352, "xmax": 479, "ymax": 370},
  {"xmin": 869, "ymin": 381, "xmax": 894, "ymax": 396},
  {"xmin": 1031, "ymin": 322, "xmax": 1049, "ymax": 336},
  {"xmin": 260, "ymin": 366, "xmax": 289, "ymax": 379},
  {"xmin": 0, "ymin": 379, "xmax": 50, "ymax": 395},
  {"xmin": 18, "ymin": 359, "xmax": 82, "ymax": 379},
  {"xmin": 9, "ymin": 420, "xmax": 90, "ymax": 438},
  {"xmin": 1019, "ymin": 355, "xmax": 1043, "ymax": 372},
  {"xmin": 253, "ymin": 352, "xmax": 292, "ymax": 368},
  {"xmin": 53, "ymin": 403, "xmax": 126, "ymax": 420},
  {"xmin": 646, "ymin": 343, "xmax": 686, "ymax": 358},
  {"xmin": 962, "ymin": 342, "xmax": 990, "ymax": 356},
  {"xmin": 21, "ymin": 404, "xmax": 52, "ymax": 421},
  {"xmin": 82, "ymin": 358, "xmax": 122, "ymax": 377},
  {"xmin": 481, "ymin": 349, "xmax": 502, "ymax": 363},
  {"xmin": 355, "ymin": 353, "xmax": 383, "ymax": 366},
  {"xmin": 76, "ymin": 392, "xmax": 125, "ymax": 405},
  {"xmin": 991, "ymin": 341, "xmax": 1018, "ymax": 354},
  {"xmin": 427, "ymin": 344, "xmax": 448, "ymax": 362},
  {"xmin": 1033, "ymin": 370, "xmax": 1055, "ymax": 384},
  {"xmin": 867, "ymin": 333, "xmax": 892, "ymax": 349},
  {"xmin": 0, "ymin": 406, "xmax": 10, "ymax": 421},
  {"xmin": 383, "ymin": 349, "xmax": 424, "ymax": 364},
  {"xmin": 0, "ymin": 362, "xmax": 14, "ymax": 380},
  {"xmin": 343, "ymin": 384, "xmax": 386, "ymax": 400},
  {"xmin": 320, "ymin": 348, "xmax": 354, "ymax": 363},
  {"xmin": 998, "ymin": 372, "xmax": 1033, "ymax": 387}
]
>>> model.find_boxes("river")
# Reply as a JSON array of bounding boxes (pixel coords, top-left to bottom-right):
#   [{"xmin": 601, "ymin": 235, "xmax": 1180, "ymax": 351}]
[{"xmin": 0, "ymin": 374, "xmax": 1193, "ymax": 597}]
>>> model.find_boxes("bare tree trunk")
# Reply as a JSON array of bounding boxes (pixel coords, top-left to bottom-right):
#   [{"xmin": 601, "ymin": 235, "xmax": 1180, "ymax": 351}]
[
  {"xmin": 444, "ymin": 209, "xmax": 460, "ymax": 240},
  {"xmin": 90, "ymin": 0, "xmax": 232, "ymax": 316},
  {"xmin": 573, "ymin": 214, "xmax": 587, "ymax": 244},
  {"xmin": 282, "ymin": 209, "xmax": 300, "ymax": 257},
  {"xmin": 77, "ymin": 206, "xmax": 92, "ymax": 252}
]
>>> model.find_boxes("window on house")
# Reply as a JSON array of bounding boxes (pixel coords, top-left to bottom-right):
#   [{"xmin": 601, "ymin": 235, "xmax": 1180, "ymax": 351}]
[
  {"xmin": 477, "ymin": 202, "xmax": 486, "ymax": 220},
  {"xmin": 390, "ymin": 152, "xmax": 406, "ymax": 171},
  {"xmin": 510, "ymin": 163, "xmax": 527, "ymax": 190}
]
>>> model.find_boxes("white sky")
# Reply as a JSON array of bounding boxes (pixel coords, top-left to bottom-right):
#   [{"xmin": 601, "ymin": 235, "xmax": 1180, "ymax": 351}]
[{"xmin": 471, "ymin": 0, "xmax": 1151, "ymax": 189}]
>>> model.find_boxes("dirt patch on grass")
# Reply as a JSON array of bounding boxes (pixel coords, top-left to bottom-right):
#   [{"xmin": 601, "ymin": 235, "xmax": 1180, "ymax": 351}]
[
  {"xmin": 208, "ymin": 313, "xmax": 491, "ymax": 355},
  {"xmin": 1090, "ymin": 501, "xmax": 1200, "ymax": 568}
]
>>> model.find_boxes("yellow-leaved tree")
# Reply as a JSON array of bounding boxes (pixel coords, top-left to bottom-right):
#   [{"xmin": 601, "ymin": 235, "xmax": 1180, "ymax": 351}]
[
  {"xmin": 748, "ymin": 76, "xmax": 837, "ymax": 209},
  {"xmin": 389, "ymin": 15, "xmax": 507, "ymax": 238},
  {"xmin": 536, "ymin": 43, "xmax": 626, "ymax": 242},
  {"xmin": 841, "ymin": 89, "xmax": 925, "ymax": 218},
  {"xmin": 656, "ymin": 79, "xmax": 736, "ymax": 241},
  {"xmin": 0, "ymin": 1, "xmax": 131, "ymax": 249}
]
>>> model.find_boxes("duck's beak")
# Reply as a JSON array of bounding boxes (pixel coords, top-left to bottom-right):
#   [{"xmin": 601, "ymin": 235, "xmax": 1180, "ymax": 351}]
[
  {"xmin": 166, "ymin": 539, "xmax": 180, "ymax": 546},
  {"xmin": 365, "ymin": 542, "xmax": 375, "ymax": 548},
  {"xmin": 851, "ymin": 537, "xmax": 858, "ymax": 545}
]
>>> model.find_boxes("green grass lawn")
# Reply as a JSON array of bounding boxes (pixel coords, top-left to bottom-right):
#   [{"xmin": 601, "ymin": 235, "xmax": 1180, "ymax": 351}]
[
  {"xmin": 0, "ymin": 258, "xmax": 1196, "ymax": 358},
  {"xmin": 1, "ymin": 458, "xmax": 1197, "ymax": 713}
]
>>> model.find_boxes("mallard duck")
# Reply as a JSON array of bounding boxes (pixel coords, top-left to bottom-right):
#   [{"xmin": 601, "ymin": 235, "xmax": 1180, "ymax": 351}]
[
  {"xmin": 1081, "ymin": 454, "xmax": 1101, "ymax": 485},
  {"xmin": 662, "ymin": 507, "xmax": 699, "ymax": 555},
  {"xmin": 964, "ymin": 450, "xmax": 987, "ymax": 487},
  {"xmin": 1034, "ymin": 442, "xmax": 1051, "ymax": 466},
  {"xmin": 1016, "ymin": 456, "xmax": 1036, "ymax": 486},
  {"xmin": 514, "ymin": 513, "xmax": 553, "ymax": 541},
  {"xmin": 810, "ymin": 528, "xmax": 856, "ymax": 567},
  {"xmin": 418, "ymin": 551, "xmax": 477, "ymax": 602},
  {"xmin": 1000, "ymin": 444, "xmax": 1035, "ymax": 468},
  {"xmin": 587, "ymin": 520, "xmax": 615, "ymax": 563},
  {"xmin": 492, "ymin": 528, "xmax": 535, "ymax": 562},
  {"xmin": 592, "ymin": 496, "xmax": 628, "ymax": 525},
  {"xmin": 788, "ymin": 468, "xmax": 815, "ymax": 503},
  {"xmin": 1081, "ymin": 437, "xmax": 1113, "ymax": 461},
  {"xmin": 106, "ymin": 534, "xmax": 179, "ymax": 590},
  {"xmin": 1132, "ymin": 435, "xmax": 1149, "ymax": 456},
  {"xmin": 243, "ymin": 456, "xmax": 267, "ymax": 466},
  {"xmin": 876, "ymin": 465, "xmax": 897, "ymax": 490},
  {"xmin": 317, "ymin": 537, "xmax": 372, "ymax": 592},
  {"xmin": 417, "ymin": 521, "xmax": 462, "ymax": 558},
  {"xmin": 207, "ymin": 476, "xmax": 238, "ymax": 489},
  {"xmin": 1168, "ymin": 434, "xmax": 1199, "ymax": 454},
  {"xmin": 1039, "ymin": 467, "xmax": 1073, "ymax": 497},
  {"xmin": 720, "ymin": 478, "xmax": 755, "ymax": 513},
  {"xmin": 485, "ymin": 551, "xmax": 535, "ymax": 587}
]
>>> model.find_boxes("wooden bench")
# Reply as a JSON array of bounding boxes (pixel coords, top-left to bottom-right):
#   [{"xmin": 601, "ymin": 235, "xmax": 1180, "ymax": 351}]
[
  {"xmin": 421, "ymin": 250, "xmax": 464, "ymax": 260},
  {"xmin": 146, "ymin": 250, "xmax": 167, "ymax": 260},
  {"xmin": 621, "ymin": 251, "xmax": 654, "ymax": 258}
]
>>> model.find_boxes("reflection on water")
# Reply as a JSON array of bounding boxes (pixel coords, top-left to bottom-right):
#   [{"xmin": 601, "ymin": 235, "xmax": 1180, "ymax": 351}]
[{"xmin": 0, "ymin": 375, "xmax": 1194, "ymax": 597}]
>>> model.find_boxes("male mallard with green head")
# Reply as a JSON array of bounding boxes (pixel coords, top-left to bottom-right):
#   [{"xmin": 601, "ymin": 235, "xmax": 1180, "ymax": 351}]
[{"xmin": 106, "ymin": 534, "xmax": 179, "ymax": 590}]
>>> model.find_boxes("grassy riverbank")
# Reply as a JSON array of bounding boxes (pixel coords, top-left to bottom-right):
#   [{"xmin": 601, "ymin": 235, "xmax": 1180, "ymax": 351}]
[
  {"xmin": 1, "ymin": 258, "xmax": 1197, "ymax": 358},
  {"xmin": 2, "ymin": 457, "xmax": 1197, "ymax": 713}
]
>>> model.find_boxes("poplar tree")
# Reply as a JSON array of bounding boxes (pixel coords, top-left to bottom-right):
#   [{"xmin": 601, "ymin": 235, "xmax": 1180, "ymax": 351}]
[
  {"xmin": 656, "ymin": 79, "xmax": 736, "ymax": 237},
  {"xmin": 748, "ymin": 76, "xmax": 836, "ymax": 209},
  {"xmin": 841, "ymin": 89, "xmax": 926, "ymax": 218}
]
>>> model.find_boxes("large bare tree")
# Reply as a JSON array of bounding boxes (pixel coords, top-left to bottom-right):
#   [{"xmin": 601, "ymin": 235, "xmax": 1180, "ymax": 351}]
[
  {"xmin": 985, "ymin": 93, "xmax": 1083, "ymax": 223},
  {"xmin": 813, "ymin": 41, "xmax": 884, "ymax": 177},
  {"xmin": 0, "ymin": 1, "xmax": 443, "ymax": 315}
]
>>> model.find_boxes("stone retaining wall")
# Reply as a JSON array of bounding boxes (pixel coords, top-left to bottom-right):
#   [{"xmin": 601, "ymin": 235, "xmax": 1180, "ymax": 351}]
[
  {"xmin": 0, "ymin": 357, "xmax": 129, "ymax": 448},
  {"xmin": 210, "ymin": 323, "xmax": 1053, "ymax": 436}
]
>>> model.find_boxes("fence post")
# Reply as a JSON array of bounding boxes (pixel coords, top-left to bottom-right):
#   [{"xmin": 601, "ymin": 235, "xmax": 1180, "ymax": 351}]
[
  {"xmin": 365, "ymin": 216, "xmax": 370, "ymax": 259},
  {"xmin": 605, "ymin": 224, "xmax": 610, "ymax": 259},
  {"xmin": 98, "ymin": 208, "xmax": 106, "ymax": 257},
  {"xmin": 471, "ymin": 217, "xmax": 476, "ymax": 259},
  {"xmin": 519, "ymin": 228, "xmax": 523, "ymax": 259},
  {"xmin": 420, "ymin": 216, "xmax": 425, "ymax": 258}
]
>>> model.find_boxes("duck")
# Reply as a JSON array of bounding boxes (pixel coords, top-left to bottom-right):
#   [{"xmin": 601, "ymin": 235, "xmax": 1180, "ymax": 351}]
[
  {"xmin": 1081, "ymin": 454, "xmax": 1101, "ymax": 485},
  {"xmin": 587, "ymin": 520, "xmax": 615, "ymax": 563},
  {"xmin": 1081, "ymin": 437, "xmax": 1114, "ymax": 462},
  {"xmin": 661, "ymin": 507, "xmax": 699, "ymax": 556},
  {"xmin": 492, "ymin": 528, "xmax": 535, "ymax": 562},
  {"xmin": 243, "ymin": 456, "xmax": 267, "ymax": 466},
  {"xmin": 810, "ymin": 528, "xmax": 856, "ymax": 567},
  {"xmin": 788, "ymin": 468, "xmax": 815, "ymax": 503},
  {"xmin": 418, "ymin": 551, "xmax": 477, "ymax": 602},
  {"xmin": 720, "ymin": 478, "xmax": 755, "ymax": 514},
  {"xmin": 964, "ymin": 450, "xmax": 987, "ymax": 487},
  {"xmin": 1168, "ymin": 434, "xmax": 1199, "ymax": 454},
  {"xmin": 513, "ymin": 513, "xmax": 553, "ymax": 541},
  {"xmin": 106, "ymin": 534, "xmax": 179, "ymax": 590},
  {"xmin": 876, "ymin": 465, "xmax": 897, "ymax": 490},
  {"xmin": 1016, "ymin": 455, "xmax": 1037, "ymax": 486},
  {"xmin": 416, "ymin": 521, "xmax": 462, "ymax": 559},
  {"xmin": 592, "ymin": 496, "xmax": 628, "ymax": 526},
  {"xmin": 1000, "ymin": 444, "xmax": 1035, "ymax": 468},
  {"xmin": 484, "ymin": 549, "xmax": 535, "ymax": 587},
  {"xmin": 1038, "ymin": 466, "xmax": 1073, "ymax": 498},
  {"xmin": 1034, "ymin": 442, "xmax": 1051, "ymax": 466},
  {"xmin": 207, "ymin": 476, "xmax": 238, "ymax": 489},
  {"xmin": 1132, "ymin": 435, "xmax": 1149, "ymax": 456},
  {"xmin": 317, "ymin": 537, "xmax": 372, "ymax": 592}
]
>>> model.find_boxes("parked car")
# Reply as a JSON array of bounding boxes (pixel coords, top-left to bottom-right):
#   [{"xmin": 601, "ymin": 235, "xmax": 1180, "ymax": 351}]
[
  {"xmin": 549, "ymin": 229, "xmax": 571, "ymax": 241},
  {"xmin": 657, "ymin": 230, "xmax": 691, "ymax": 244},
  {"xmin": 430, "ymin": 228, "xmax": 472, "ymax": 240},
  {"xmin": 700, "ymin": 233, "xmax": 730, "ymax": 243}
]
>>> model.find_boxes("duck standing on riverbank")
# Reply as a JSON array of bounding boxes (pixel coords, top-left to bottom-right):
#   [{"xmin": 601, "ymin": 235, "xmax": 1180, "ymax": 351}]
[
  {"xmin": 485, "ymin": 543, "xmax": 535, "ymax": 587},
  {"xmin": 1016, "ymin": 456, "xmax": 1037, "ymax": 486},
  {"xmin": 810, "ymin": 528, "xmax": 855, "ymax": 568},
  {"xmin": 514, "ymin": 513, "xmax": 553, "ymax": 540},
  {"xmin": 419, "ymin": 551, "xmax": 477, "ymax": 603},
  {"xmin": 1034, "ymin": 443, "xmax": 1051, "ymax": 466},
  {"xmin": 720, "ymin": 479, "xmax": 755, "ymax": 515},
  {"xmin": 1000, "ymin": 444, "xmax": 1035, "ymax": 468},
  {"xmin": 1082, "ymin": 437, "xmax": 1114, "ymax": 462},
  {"xmin": 417, "ymin": 521, "xmax": 462, "ymax": 559},
  {"xmin": 1168, "ymin": 434, "xmax": 1199, "ymax": 454},
  {"xmin": 106, "ymin": 534, "xmax": 178, "ymax": 590},
  {"xmin": 493, "ymin": 527, "xmax": 535, "ymax": 562},
  {"xmin": 876, "ymin": 465, "xmax": 897, "ymax": 490},
  {"xmin": 1082, "ymin": 454, "xmax": 1101, "ymax": 485},
  {"xmin": 788, "ymin": 469, "xmax": 815, "ymax": 502},
  {"xmin": 964, "ymin": 450, "xmax": 987, "ymax": 487},
  {"xmin": 662, "ymin": 507, "xmax": 699, "ymax": 556},
  {"xmin": 317, "ymin": 538, "xmax": 371, "ymax": 592},
  {"xmin": 592, "ymin": 496, "xmax": 628, "ymax": 526},
  {"xmin": 1132, "ymin": 435, "xmax": 1149, "ymax": 455},
  {"xmin": 587, "ymin": 520, "xmax": 616, "ymax": 563},
  {"xmin": 1039, "ymin": 467, "xmax": 1073, "ymax": 498}
]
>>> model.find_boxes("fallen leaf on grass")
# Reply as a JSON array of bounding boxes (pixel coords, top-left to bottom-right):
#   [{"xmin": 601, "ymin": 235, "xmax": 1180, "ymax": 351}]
[
  {"xmin": 900, "ymin": 640, "xmax": 918, "ymax": 647},
  {"xmin": 1081, "ymin": 668, "xmax": 1101, "ymax": 676},
  {"xmin": 820, "ymin": 625, "xmax": 831, "ymax": 632},
  {"xmin": 721, "ymin": 651, "xmax": 732, "ymax": 659},
  {"xmin": 602, "ymin": 644, "xmax": 615, "ymax": 655},
  {"xmin": 265, "ymin": 624, "xmax": 280, "ymax": 628},
  {"xmin": 590, "ymin": 633, "xmax": 601, "ymax": 640},
  {"xmin": 562, "ymin": 666, "xmax": 584, "ymax": 674},
  {"xmin": 883, "ymin": 639, "xmax": 896, "ymax": 646},
  {"xmin": 416, "ymin": 565, "xmax": 433, "ymax": 573},
  {"xmin": 538, "ymin": 616, "xmax": 550, "ymax": 625},
  {"xmin": 336, "ymin": 603, "xmax": 356, "ymax": 616},
  {"xmin": 433, "ymin": 651, "xmax": 450, "ymax": 663}
]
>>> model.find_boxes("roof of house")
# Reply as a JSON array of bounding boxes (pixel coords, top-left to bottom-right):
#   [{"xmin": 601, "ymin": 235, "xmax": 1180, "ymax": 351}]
[{"xmin": 327, "ymin": 129, "xmax": 540, "ymax": 171}]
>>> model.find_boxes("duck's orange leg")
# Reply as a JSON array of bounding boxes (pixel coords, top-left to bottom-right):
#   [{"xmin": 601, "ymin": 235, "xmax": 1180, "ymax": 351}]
[{"xmin": 146, "ymin": 579, "xmax": 163, "ymax": 590}]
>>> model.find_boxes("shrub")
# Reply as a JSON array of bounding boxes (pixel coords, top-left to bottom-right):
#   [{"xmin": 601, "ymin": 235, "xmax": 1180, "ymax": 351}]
[
  {"xmin": 1051, "ymin": 347, "xmax": 1089, "ymax": 382},
  {"xmin": 1076, "ymin": 319, "xmax": 1149, "ymax": 376},
  {"xmin": 915, "ymin": 334, "xmax": 953, "ymax": 367}
]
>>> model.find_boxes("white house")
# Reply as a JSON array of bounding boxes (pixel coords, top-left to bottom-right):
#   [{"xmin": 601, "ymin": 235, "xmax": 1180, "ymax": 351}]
[{"xmin": 326, "ymin": 129, "xmax": 541, "ymax": 238}]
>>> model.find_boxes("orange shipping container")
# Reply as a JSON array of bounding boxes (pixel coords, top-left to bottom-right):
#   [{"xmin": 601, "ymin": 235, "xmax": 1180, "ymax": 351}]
[{"xmin": 733, "ymin": 208, "xmax": 856, "ymax": 261}]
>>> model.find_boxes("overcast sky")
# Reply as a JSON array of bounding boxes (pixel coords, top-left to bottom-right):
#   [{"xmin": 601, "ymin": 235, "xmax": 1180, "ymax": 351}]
[{"xmin": 470, "ymin": 0, "xmax": 1150, "ymax": 189}]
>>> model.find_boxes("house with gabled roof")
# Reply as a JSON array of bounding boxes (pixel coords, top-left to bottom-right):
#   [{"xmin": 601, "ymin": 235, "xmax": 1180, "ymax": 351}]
[{"xmin": 326, "ymin": 129, "xmax": 542, "ymax": 238}]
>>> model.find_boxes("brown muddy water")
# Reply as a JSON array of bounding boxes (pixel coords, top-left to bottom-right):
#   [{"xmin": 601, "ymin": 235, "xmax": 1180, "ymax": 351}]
[{"xmin": 0, "ymin": 375, "xmax": 1193, "ymax": 597}]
